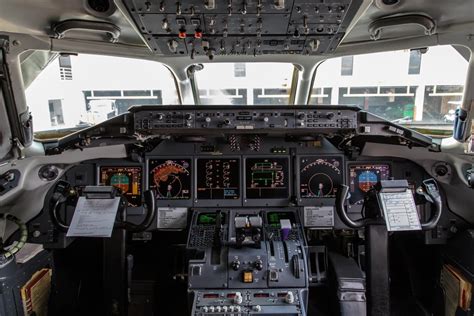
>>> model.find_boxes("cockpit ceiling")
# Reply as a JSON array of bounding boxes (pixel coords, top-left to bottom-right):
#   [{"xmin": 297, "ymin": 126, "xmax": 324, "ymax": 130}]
[
  {"xmin": 0, "ymin": 0, "xmax": 147, "ymax": 47},
  {"xmin": 345, "ymin": 0, "xmax": 474, "ymax": 43},
  {"xmin": 0, "ymin": 0, "xmax": 473, "ymax": 57}
]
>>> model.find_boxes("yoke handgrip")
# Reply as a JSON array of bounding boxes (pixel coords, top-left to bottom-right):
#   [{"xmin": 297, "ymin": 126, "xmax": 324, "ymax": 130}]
[
  {"xmin": 420, "ymin": 179, "xmax": 442, "ymax": 230},
  {"xmin": 335, "ymin": 185, "xmax": 365, "ymax": 228},
  {"xmin": 121, "ymin": 190, "xmax": 156, "ymax": 232}
]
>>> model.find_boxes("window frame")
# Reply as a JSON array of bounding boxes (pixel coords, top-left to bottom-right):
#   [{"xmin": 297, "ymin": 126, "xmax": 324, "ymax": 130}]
[{"xmin": 190, "ymin": 62, "xmax": 299, "ymax": 106}]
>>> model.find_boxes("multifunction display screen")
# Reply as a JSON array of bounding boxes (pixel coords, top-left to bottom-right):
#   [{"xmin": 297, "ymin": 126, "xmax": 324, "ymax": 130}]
[
  {"xmin": 99, "ymin": 166, "xmax": 142, "ymax": 206},
  {"xmin": 197, "ymin": 213, "xmax": 226, "ymax": 225},
  {"xmin": 196, "ymin": 158, "xmax": 240, "ymax": 200},
  {"xmin": 349, "ymin": 164, "xmax": 391, "ymax": 204},
  {"xmin": 267, "ymin": 212, "xmax": 296, "ymax": 227},
  {"xmin": 148, "ymin": 159, "xmax": 192, "ymax": 200},
  {"xmin": 245, "ymin": 157, "xmax": 289, "ymax": 199},
  {"xmin": 299, "ymin": 157, "xmax": 343, "ymax": 198}
]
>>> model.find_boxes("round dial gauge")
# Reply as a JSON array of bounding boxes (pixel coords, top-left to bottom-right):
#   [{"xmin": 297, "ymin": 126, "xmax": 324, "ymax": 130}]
[{"xmin": 300, "ymin": 157, "xmax": 343, "ymax": 198}]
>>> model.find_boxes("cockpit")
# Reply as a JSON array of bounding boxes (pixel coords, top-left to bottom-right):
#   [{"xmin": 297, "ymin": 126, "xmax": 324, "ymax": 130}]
[{"xmin": 0, "ymin": 0, "xmax": 473, "ymax": 315}]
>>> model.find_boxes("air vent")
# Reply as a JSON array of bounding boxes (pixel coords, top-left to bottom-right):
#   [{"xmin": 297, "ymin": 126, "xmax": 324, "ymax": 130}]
[
  {"xmin": 432, "ymin": 161, "xmax": 452, "ymax": 180},
  {"xmin": 84, "ymin": 0, "xmax": 116, "ymax": 17},
  {"xmin": 38, "ymin": 165, "xmax": 59, "ymax": 181},
  {"xmin": 375, "ymin": 0, "xmax": 403, "ymax": 10}
]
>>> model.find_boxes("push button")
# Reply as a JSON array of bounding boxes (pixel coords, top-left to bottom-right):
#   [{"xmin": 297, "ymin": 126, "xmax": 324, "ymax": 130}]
[{"xmin": 243, "ymin": 271, "xmax": 253, "ymax": 283}]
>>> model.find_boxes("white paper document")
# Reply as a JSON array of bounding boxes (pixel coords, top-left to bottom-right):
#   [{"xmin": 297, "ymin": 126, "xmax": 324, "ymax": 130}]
[
  {"xmin": 67, "ymin": 197, "xmax": 120, "ymax": 237},
  {"xmin": 157, "ymin": 207, "xmax": 188, "ymax": 229},
  {"xmin": 304, "ymin": 206, "xmax": 334, "ymax": 228},
  {"xmin": 379, "ymin": 190, "xmax": 421, "ymax": 231}
]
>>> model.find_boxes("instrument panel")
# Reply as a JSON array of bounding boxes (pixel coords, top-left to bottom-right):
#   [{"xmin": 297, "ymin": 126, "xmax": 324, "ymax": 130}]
[
  {"xmin": 96, "ymin": 156, "xmax": 394, "ymax": 209},
  {"xmin": 132, "ymin": 106, "xmax": 358, "ymax": 133},
  {"xmin": 122, "ymin": 0, "xmax": 363, "ymax": 58}
]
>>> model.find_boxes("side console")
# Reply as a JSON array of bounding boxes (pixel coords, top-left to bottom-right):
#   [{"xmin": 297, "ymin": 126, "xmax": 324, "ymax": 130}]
[{"xmin": 187, "ymin": 208, "xmax": 308, "ymax": 315}]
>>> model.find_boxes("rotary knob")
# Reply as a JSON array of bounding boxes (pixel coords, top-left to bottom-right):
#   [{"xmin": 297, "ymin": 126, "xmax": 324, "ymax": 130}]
[
  {"xmin": 185, "ymin": 113, "xmax": 193, "ymax": 120},
  {"xmin": 253, "ymin": 305, "xmax": 262, "ymax": 312},
  {"xmin": 234, "ymin": 292, "xmax": 243, "ymax": 305},
  {"xmin": 285, "ymin": 291, "xmax": 295, "ymax": 304},
  {"xmin": 297, "ymin": 113, "xmax": 305, "ymax": 120},
  {"xmin": 326, "ymin": 112, "xmax": 335, "ymax": 119},
  {"xmin": 231, "ymin": 260, "xmax": 241, "ymax": 271},
  {"xmin": 254, "ymin": 259, "xmax": 263, "ymax": 271}
]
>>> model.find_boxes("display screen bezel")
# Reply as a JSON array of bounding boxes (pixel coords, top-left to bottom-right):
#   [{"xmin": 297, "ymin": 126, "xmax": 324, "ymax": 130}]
[
  {"xmin": 347, "ymin": 162, "xmax": 392, "ymax": 205},
  {"xmin": 194, "ymin": 156, "xmax": 243, "ymax": 207},
  {"xmin": 243, "ymin": 155, "xmax": 291, "ymax": 206},
  {"xmin": 146, "ymin": 157, "xmax": 193, "ymax": 207},
  {"xmin": 96, "ymin": 163, "xmax": 144, "ymax": 208},
  {"xmin": 297, "ymin": 155, "xmax": 345, "ymax": 202}
]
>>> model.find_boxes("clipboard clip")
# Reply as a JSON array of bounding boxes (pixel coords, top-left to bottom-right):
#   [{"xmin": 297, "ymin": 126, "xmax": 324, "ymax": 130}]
[
  {"xmin": 83, "ymin": 186, "xmax": 118, "ymax": 199},
  {"xmin": 375, "ymin": 180, "xmax": 409, "ymax": 193}
]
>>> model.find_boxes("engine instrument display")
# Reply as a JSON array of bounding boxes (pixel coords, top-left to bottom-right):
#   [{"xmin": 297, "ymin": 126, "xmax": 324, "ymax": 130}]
[
  {"xmin": 196, "ymin": 158, "xmax": 240, "ymax": 200},
  {"xmin": 299, "ymin": 157, "xmax": 343, "ymax": 198},
  {"xmin": 99, "ymin": 166, "xmax": 142, "ymax": 206},
  {"xmin": 148, "ymin": 159, "xmax": 192, "ymax": 200},
  {"xmin": 349, "ymin": 164, "xmax": 391, "ymax": 204},
  {"xmin": 245, "ymin": 157, "xmax": 289, "ymax": 199}
]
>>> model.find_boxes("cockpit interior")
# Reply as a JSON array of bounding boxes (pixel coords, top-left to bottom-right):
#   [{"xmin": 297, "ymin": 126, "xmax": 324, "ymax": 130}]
[{"xmin": 0, "ymin": 0, "xmax": 473, "ymax": 315}]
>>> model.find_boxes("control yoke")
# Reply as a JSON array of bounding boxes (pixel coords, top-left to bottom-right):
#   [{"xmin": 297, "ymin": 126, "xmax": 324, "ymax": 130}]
[
  {"xmin": 417, "ymin": 179, "xmax": 443, "ymax": 230},
  {"xmin": 336, "ymin": 178, "xmax": 442, "ymax": 230},
  {"xmin": 335, "ymin": 185, "xmax": 378, "ymax": 229},
  {"xmin": 50, "ymin": 183, "xmax": 156, "ymax": 233}
]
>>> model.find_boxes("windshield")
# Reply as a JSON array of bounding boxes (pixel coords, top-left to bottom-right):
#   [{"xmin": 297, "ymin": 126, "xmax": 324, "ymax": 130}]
[
  {"xmin": 23, "ymin": 53, "xmax": 179, "ymax": 137},
  {"xmin": 195, "ymin": 63, "xmax": 295, "ymax": 105},
  {"xmin": 310, "ymin": 45, "xmax": 468, "ymax": 137}
]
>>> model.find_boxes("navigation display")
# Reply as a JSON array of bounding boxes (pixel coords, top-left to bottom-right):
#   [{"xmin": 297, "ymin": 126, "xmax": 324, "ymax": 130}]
[
  {"xmin": 196, "ymin": 158, "xmax": 240, "ymax": 200},
  {"xmin": 299, "ymin": 157, "xmax": 343, "ymax": 198},
  {"xmin": 148, "ymin": 159, "xmax": 192, "ymax": 200},
  {"xmin": 349, "ymin": 164, "xmax": 391, "ymax": 204},
  {"xmin": 245, "ymin": 157, "xmax": 289, "ymax": 199},
  {"xmin": 99, "ymin": 166, "xmax": 142, "ymax": 206}
]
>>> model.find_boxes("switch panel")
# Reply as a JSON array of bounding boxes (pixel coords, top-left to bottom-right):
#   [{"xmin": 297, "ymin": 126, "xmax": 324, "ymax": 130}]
[
  {"xmin": 131, "ymin": 105, "xmax": 358, "ymax": 133},
  {"xmin": 123, "ymin": 0, "xmax": 363, "ymax": 57}
]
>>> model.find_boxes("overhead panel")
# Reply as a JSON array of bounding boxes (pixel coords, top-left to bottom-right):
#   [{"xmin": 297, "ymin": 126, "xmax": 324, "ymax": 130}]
[{"xmin": 123, "ymin": 0, "xmax": 363, "ymax": 58}]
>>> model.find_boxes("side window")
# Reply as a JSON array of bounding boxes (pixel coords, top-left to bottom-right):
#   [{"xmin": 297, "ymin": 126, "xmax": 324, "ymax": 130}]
[
  {"xmin": 309, "ymin": 46, "xmax": 468, "ymax": 136},
  {"xmin": 23, "ymin": 53, "xmax": 179, "ymax": 135}
]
